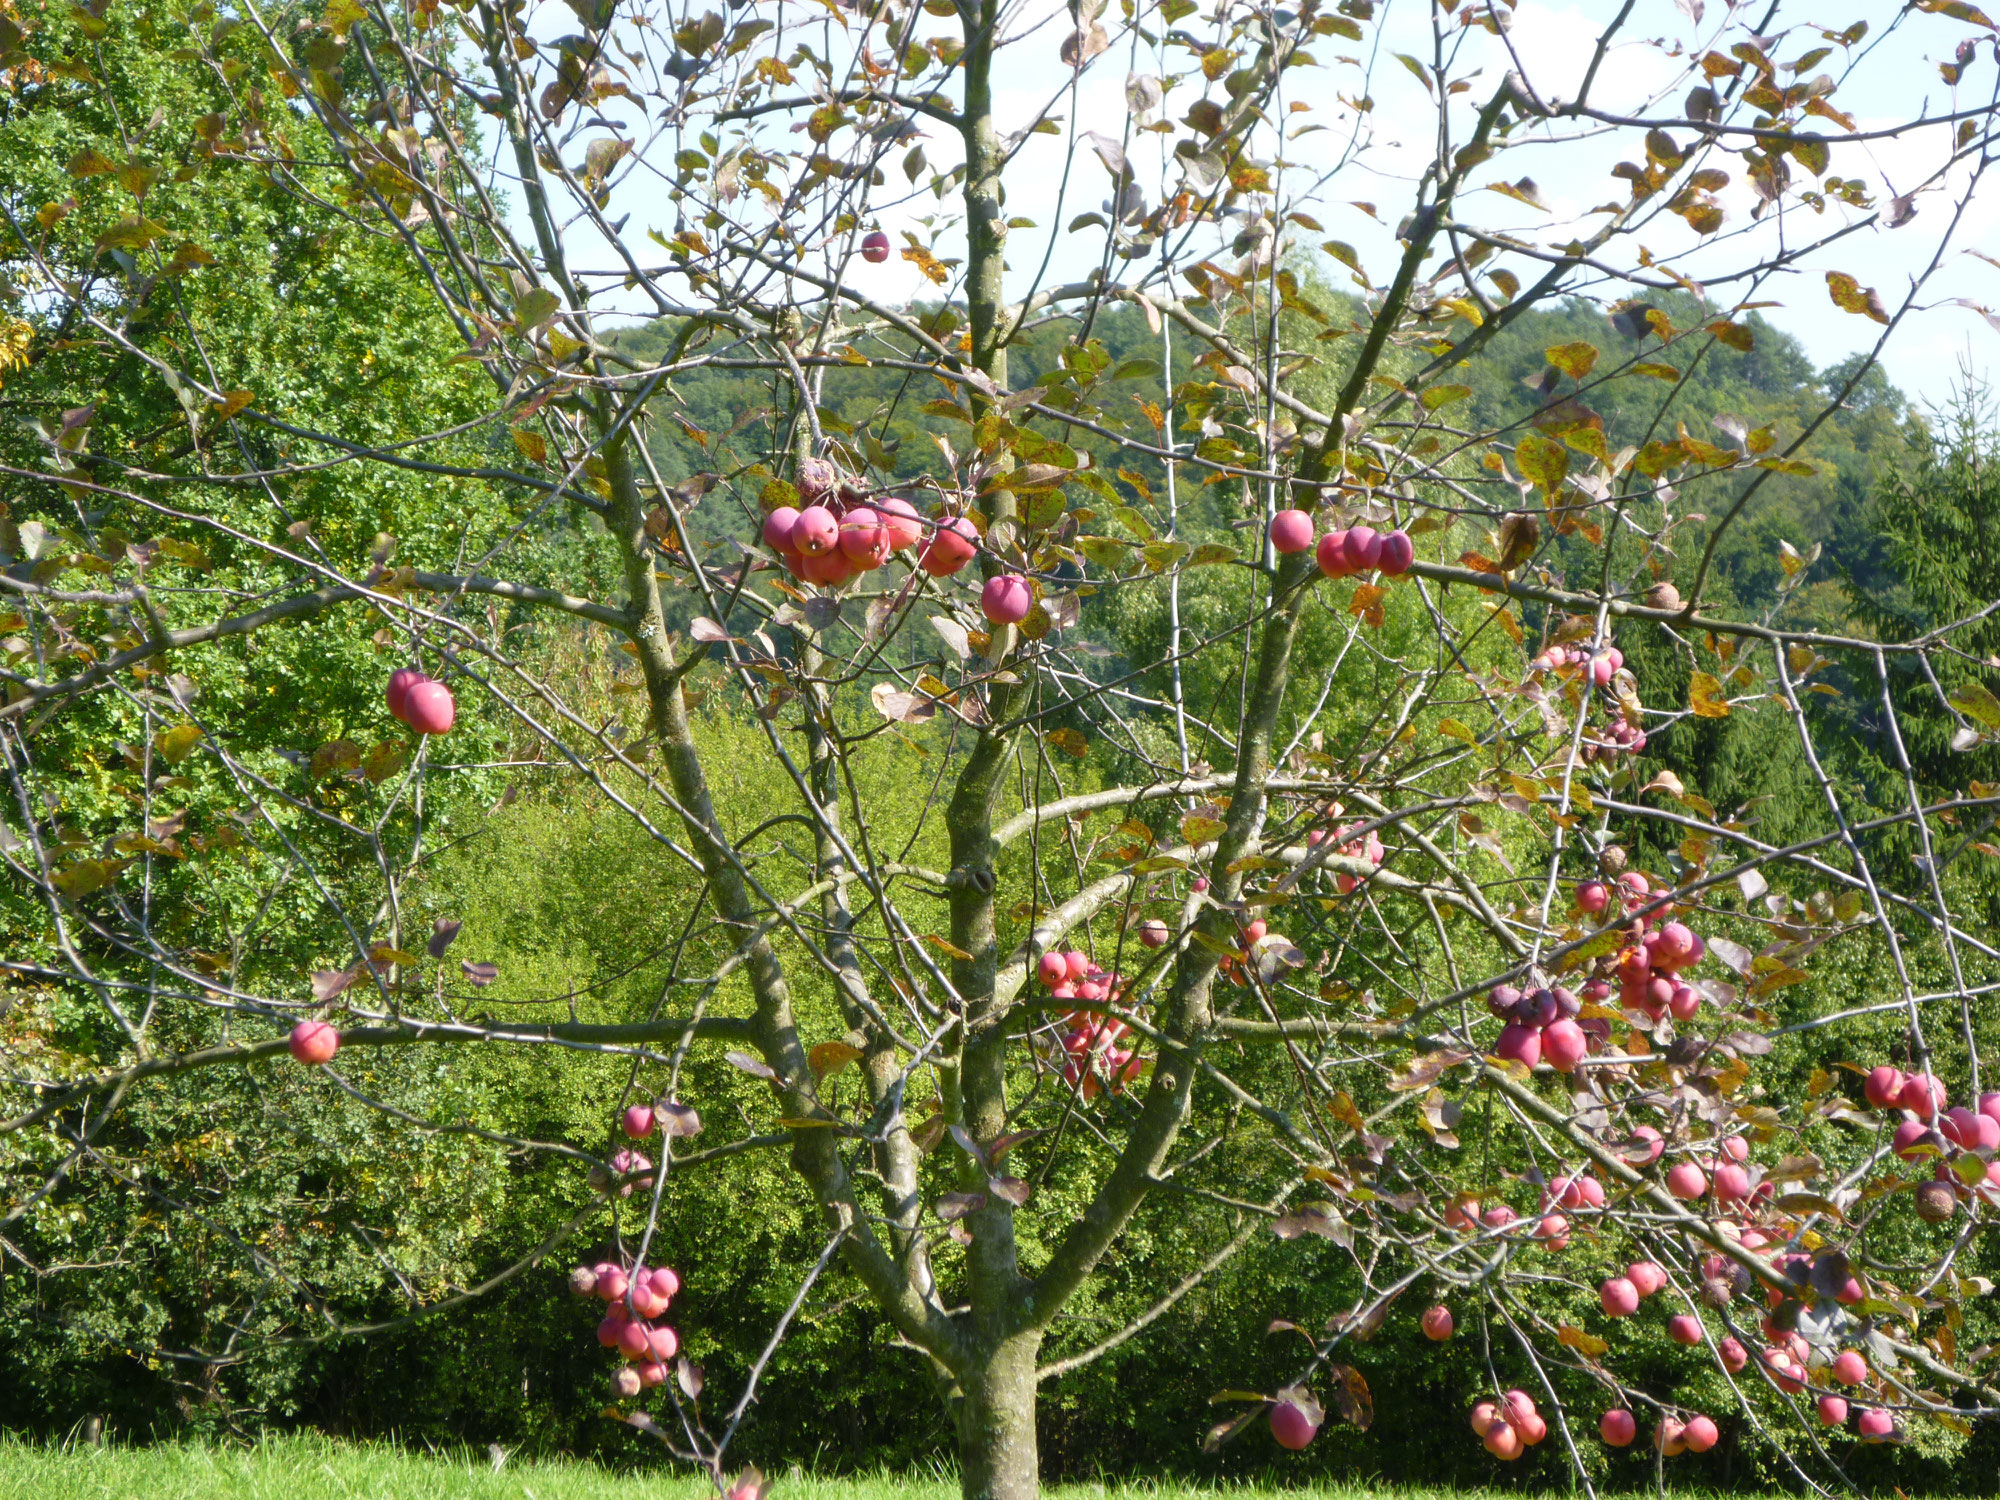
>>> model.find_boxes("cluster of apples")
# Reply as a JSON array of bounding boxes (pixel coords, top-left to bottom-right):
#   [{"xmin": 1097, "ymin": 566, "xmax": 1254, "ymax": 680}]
[
  {"xmin": 760, "ymin": 458, "xmax": 980, "ymax": 587},
  {"xmin": 1577, "ymin": 871, "xmax": 1711, "ymax": 1025},
  {"xmin": 1468, "ymin": 1389, "xmax": 1554, "ymax": 1460},
  {"xmin": 1265, "ymin": 509, "xmax": 1416, "ymax": 578},
  {"xmin": 1486, "ymin": 982, "xmax": 1596, "ymax": 1074},
  {"xmin": 1598, "ymin": 1408, "xmax": 1721, "ymax": 1456},
  {"xmin": 571, "ymin": 1256, "xmax": 683, "ymax": 1398},
  {"xmin": 1531, "ymin": 640, "xmax": 1645, "ymax": 760},
  {"xmin": 1036, "ymin": 950, "xmax": 1143, "ymax": 1097},
  {"xmin": 386, "ymin": 667, "xmax": 456, "ymax": 735},
  {"xmin": 1443, "ymin": 1193, "xmax": 1572, "ymax": 1251},
  {"xmin": 1868, "ymin": 1066, "xmax": 2000, "ymax": 1219},
  {"xmin": 1308, "ymin": 818, "xmax": 1384, "ymax": 894}
]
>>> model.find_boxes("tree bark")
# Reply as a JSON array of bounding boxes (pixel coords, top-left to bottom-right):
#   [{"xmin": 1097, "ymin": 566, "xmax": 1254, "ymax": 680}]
[{"xmin": 954, "ymin": 1331, "xmax": 1042, "ymax": 1500}]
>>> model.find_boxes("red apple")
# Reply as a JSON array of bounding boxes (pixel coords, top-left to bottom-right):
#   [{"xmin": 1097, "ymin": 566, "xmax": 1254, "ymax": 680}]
[
  {"xmin": 1718, "ymin": 1336, "xmax": 1748, "ymax": 1372},
  {"xmin": 1600, "ymin": 1409, "xmax": 1637, "ymax": 1446},
  {"xmin": 1713, "ymin": 1162, "xmax": 1749, "ymax": 1201},
  {"xmin": 1817, "ymin": 1395, "xmax": 1848, "ymax": 1427},
  {"xmin": 648, "ymin": 1266, "xmax": 681, "ymax": 1300},
  {"xmin": 1315, "ymin": 529, "xmax": 1354, "ymax": 578},
  {"xmin": 1668, "ymin": 1313, "xmax": 1703, "ymax": 1345},
  {"xmin": 622, "ymin": 1104, "xmax": 655, "ymax": 1139},
  {"xmin": 1542, "ymin": 1018, "xmax": 1587, "ymax": 1073},
  {"xmin": 1856, "ymin": 1408, "xmax": 1894, "ymax": 1440},
  {"xmin": 838, "ymin": 507, "xmax": 891, "ymax": 567},
  {"xmin": 1421, "ymin": 1304, "xmax": 1454, "ymax": 1341},
  {"xmin": 1864, "ymin": 1065, "xmax": 1907, "ymax": 1109},
  {"xmin": 861, "ymin": 230, "xmax": 890, "ymax": 263},
  {"xmin": 404, "ymin": 679, "xmax": 455, "ymax": 736},
  {"xmin": 1138, "ymin": 919, "xmax": 1169, "ymax": 948},
  {"xmin": 1577, "ymin": 880, "xmax": 1609, "ymax": 914},
  {"xmin": 1494, "ymin": 1021, "xmax": 1541, "ymax": 1069},
  {"xmin": 918, "ymin": 515, "xmax": 979, "ymax": 576},
  {"xmin": 1341, "ymin": 525, "xmax": 1383, "ymax": 572},
  {"xmin": 637, "ymin": 1360, "xmax": 669, "ymax": 1388},
  {"xmin": 1830, "ymin": 1350, "xmax": 1867, "ymax": 1386},
  {"xmin": 1682, "ymin": 1415, "xmax": 1717, "ymax": 1452},
  {"xmin": 1037, "ymin": 952, "xmax": 1068, "ymax": 987}
]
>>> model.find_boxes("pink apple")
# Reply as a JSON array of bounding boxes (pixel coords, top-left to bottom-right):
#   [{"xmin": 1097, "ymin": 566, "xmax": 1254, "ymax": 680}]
[
  {"xmin": 1268, "ymin": 509, "xmax": 1315, "ymax": 554},
  {"xmin": 386, "ymin": 667, "xmax": 428, "ymax": 722},
  {"xmin": 1657, "ymin": 1416, "xmax": 1686, "ymax": 1456},
  {"xmin": 1856, "ymin": 1408, "xmax": 1894, "ymax": 1440},
  {"xmin": 648, "ymin": 1266, "xmax": 681, "ymax": 1300},
  {"xmin": 1817, "ymin": 1395, "xmax": 1848, "ymax": 1427},
  {"xmin": 1421, "ymin": 1304, "xmax": 1453, "ymax": 1341},
  {"xmin": 1269, "ymin": 1395, "xmax": 1318, "ymax": 1450},
  {"xmin": 1899, "ymin": 1071, "xmax": 1946, "ymax": 1119},
  {"xmin": 1682, "ymin": 1415, "xmax": 1717, "ymax": 1452},
  {"xmin": 1720, "ymin": 1135, "xmax": 1748, "ymax": 1162},
  {"xmin": 1341, "ymin": 525, "xmax": 1383, "ymax": 572},
  {"xmin": 1629, "ymin": 1125, "xmax": 1665, "ymax": 1164},
  {"xmin": 1979, "ymin": 1091, "xmax": 2000, "ymax": 1127},
  {"xmin": 1542, "ymin": 1018, "xmax": 1587, "ymax": 1073},
  {"xmin": 1628, "ymin": 1261, "xmax": 1667, "ymax": 1298},
  {"xmin": 594, "ymin": 1266, "xmax": 628, "ymax": 1302},
  {"xmin": 1713, "ymin": 1163, "xmax": 1750, "ymax": 1202},
  {"xmin": 1064, "ymin": 950, "xmax": 1090, "ymax": 981},
  {"xmin": 1483, "ymin": 1420, "xmax": 1523, "ymax": 1460},
  {"xmin": 1600, "ymin": 1277, "xmax": 1640, "ymax": 1317},
  {"xmin": 879, "ymin": 498, "xmax": 924, "ymax": 551},
  {"xmin": 981, "ymin": 574, "xmax": 1034, "ymax": 625},
  {"xmin": 288, "ymin": 1020, "xmax": 341, "ymax": 1066},
  {"xmin": 919, "ymin": 515, "xmax": 979, "ymax": 576},
  {"xmin": 404, "ymin": 679, "xmax": 455, "ymax": 735},
  {"xmin": 1667, "ymin": 1162, "xmax": 1708, "ymax": 1200},
  {"xmin": 1536, "ymin": 1214, "xmax": 1569, "ymax": 1250},
  {"xmin": 790, "ymin": 505, "xmax": 839, "ymax": 556},
  {"xmin": 622, "ymin": 1104, "xmax": 655, "ymax": 1139},
  {"xmin": 1830, "ymin": 1351, "xmax": 1868, "ymax": 1388},
  {"xmin": 1470, "ymin": 1400, "xmax": 1500, "ymax": 1435},
  {"xmin": 1718, "ymin": 1336, "xmax": 1748, "ymax": 1372},
  {"xmin": 646, "ymin": 1325, "xmax": 678, "ymax": 1361},
  {"xmin": 1377, "ymin": 529, "xmax": 1414, "ymax": 576},
  {"xmin": 616, "ymin": 1320, "xmax": 652, "ymax": 1358},
  {"xmin": 630, "ymin": 1283, "xmax": 668, "ymax": 1320},
  {"xmin": 1576, "ymin": 880, "xmax": 1609, "ymax": 914},
  {"xmin": 1601, "ymin": 1409, "xmax": 1637, "ymax": 1446},
  {"xmin": 1138, "ymin": 919, "xmax": 1169, "ymax": 948},
  {"xmin": 637, "ymin": 1360, "xmax": 669, "ymax": 1388},
  {"xmin": 1480, "ymin": 1204, "xmax": 1519, "ymax": 1231},
  {"xmin": 1668, "ymin": 1313, "xmax": 1703, "ymax": 1345},
  {"xmin": 596, "ymin": 1313, "xmax": 626, "ymax": 1348},
  {"xmin": 761, "ymin": 506, "xmax": 801, "ymax": 553}
]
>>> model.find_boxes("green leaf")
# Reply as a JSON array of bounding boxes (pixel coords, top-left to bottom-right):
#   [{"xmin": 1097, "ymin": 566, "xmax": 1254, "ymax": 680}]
[
  {"xmin": 1419, "ymin": 383, "xmax": 1471, "ymax": 411},
  {"xmin": 1948, "ymin": 679, "xmax": 2000, "ymax": 730}
]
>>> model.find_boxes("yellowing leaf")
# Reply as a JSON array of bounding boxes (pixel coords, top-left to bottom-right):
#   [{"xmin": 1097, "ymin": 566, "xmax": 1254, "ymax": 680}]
[
  {"xmin": 1689, "ymin": 671, "xmax": 1731, "ymax": 718},
  {"xmin": 924, "ymin": 934, "xmax": 973, "ymax": 961},
  {"xmin": 1544, "ymin": 342, "xmax": 1599, "ymax": 380},
  {"xmin": 154, "ymin": 724, "xmax": 203, "ymax": 764},
  {"xmin": 809, "ymin": 1041, "xmax": 865, "ymax": 1078}
]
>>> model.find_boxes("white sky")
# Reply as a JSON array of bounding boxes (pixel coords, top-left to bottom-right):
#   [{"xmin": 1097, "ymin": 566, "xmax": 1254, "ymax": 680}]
[{"xmin": 529, "ymin": 0, "xmax": 2000, "ymax": 408}]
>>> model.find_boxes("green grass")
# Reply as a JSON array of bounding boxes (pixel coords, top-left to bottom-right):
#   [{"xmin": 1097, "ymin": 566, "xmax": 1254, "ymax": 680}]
[{"xmin": 0, "ymin": 1435, "xmax": 1888, "ymax": 1500}]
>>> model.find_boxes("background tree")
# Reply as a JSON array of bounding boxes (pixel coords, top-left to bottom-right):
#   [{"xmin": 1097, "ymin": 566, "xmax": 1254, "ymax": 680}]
[{"xmin": 5, "ymin": 1, "xmax": 2000, "ymax": 1497}]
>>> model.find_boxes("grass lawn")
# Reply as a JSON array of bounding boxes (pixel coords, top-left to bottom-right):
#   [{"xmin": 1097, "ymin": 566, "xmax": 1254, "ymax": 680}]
[{"xmin": 0, "ymin": 1434, "xmax": 1828, "ymax": 1500}]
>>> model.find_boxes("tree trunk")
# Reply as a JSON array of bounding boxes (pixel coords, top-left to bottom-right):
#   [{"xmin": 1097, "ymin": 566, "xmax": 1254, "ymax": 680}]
[{"xmin": 955, "ymin": 1331, "xmax": 1042, "ymax": 1500}]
